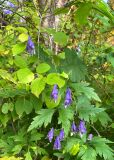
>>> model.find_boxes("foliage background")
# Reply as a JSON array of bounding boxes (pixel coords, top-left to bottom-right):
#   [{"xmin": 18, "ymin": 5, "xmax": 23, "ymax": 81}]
[{"xmin": 0, "ymin": 0, "xmax": 114, "ymax": 159}]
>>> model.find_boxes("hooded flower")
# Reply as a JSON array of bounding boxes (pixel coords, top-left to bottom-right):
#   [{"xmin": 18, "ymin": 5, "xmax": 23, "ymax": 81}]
[
  {"xmin": 3, "ymin": 9, "xmax": 13, "ymax": 15},
  {"xmin": 53, "ymin": 136, "xmax": 61, "ymax": 150},
  {"xmin": 6, "ymin": 1, "xmax": 15, "ymax": 8},
  {"xmin": 51, "ymin": 84, "xmax": 58, "ymax": 102},
  {"xmin": 79, "ymin": 120, "xmax": 86, "ymax": 134},
  {"xmin": 64, "ymin": 88, "xmax": 72, "ymax": 108},
  {"xmin": 88, "ymin": 134, "xmax": 93, "ymax": 141},
  {"xmin": 59, "ymin": 129, "xmax": 64, "ymax": 141},
  {"xmin": 47, "ymin": 128, "xmax": 54, "ymax": 143},
  {"xmin": 71, "ymin": 121, "xmax": 77, "ymax": 133},
  {"xmin": 26, "ymin": 36, "xmax": 35, "ymax": 55}
]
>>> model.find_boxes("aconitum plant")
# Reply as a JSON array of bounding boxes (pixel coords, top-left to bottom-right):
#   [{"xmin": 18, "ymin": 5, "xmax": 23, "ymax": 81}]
[
  {"xmin": 88, "ymin": 134, "xmax": 93, "ymax": 141},
  {"xmin": 79, "ymin": 120, "xmax": 87, "ymax": 135},
  {"xmin": 3, "ymin": 9, "xmax": 13, "ymax": 14},
  {"xmin": 26, "ymin": 36, "xmax": 35, "ymax": 55},
  {"xmin": 6, "ymin": 1, "xmax": 15, "ymax": 8},
  {"xmin": 64, "ymin": 88, "xmax": 72, "ymax": 108},
  {"xmin": 53, "ymin": 136, "xmax": 61, "ymax": 150},
  {"xmin": 59, "ymin": 129, "xmax": 65, "ymax": 141},
  {"xmin": 47, "ymin": 128, "xmax": 54, "ymax": 143},
  {"xmin": 51, "ymin": 84, "xmax": 58, "ymax": 102},
  {"xmin": 71, "ymin": 121, "xmax": 77, "ymax": 133}
]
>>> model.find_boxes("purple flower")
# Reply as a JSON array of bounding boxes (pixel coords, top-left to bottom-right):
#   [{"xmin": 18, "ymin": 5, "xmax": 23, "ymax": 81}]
[
  {"xmin": 6, "ymin": 1, "xmax": 15, "ymax": 8},
  {"xmin": 53, "ymin": 136, "xmax": 61, "ymax": 150},
  {"xmin": 51, "ymin": 84, "xmax": 58, "ymax": 102},
  {"xmin": 71, "ymin": 122, "xmax": 77, "ymax": 133},
  {"xmin": 88, "ymin": 134, "xmax": 93, "ymax": 141},
  {"xmin": 26, "ymin": 36, "xmax": 35, "ymax": 55},
  {"xmin": 79, "ymin": 120, "xmax": 86, "ymax": 134},
  {"xmin": 64, "ymin": 88, "xmax": 72, "ymax": 108},
  {"xmin": 3, "ymin": 9, "xmax": 13, "ymax": 15},
  {"xmin": 47, "ymin": 128, "xmax": 54, "ymax": 143},
  {"xmin": 59, "ymin": 129, "xmax": 64, "ymax": 141}
]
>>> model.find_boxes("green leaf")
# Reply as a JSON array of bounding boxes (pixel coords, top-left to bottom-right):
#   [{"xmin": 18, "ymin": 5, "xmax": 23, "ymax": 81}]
[
  {"xmin": 28, "ymin": 109, "xmax": 55, "ymax": 131},
  {"xmin": 61, "ymin": 49, "xmax": 87, "ymax": 82},
  {"xmin": 65, "ymin": 137, "xmax": 81, "ymax": 155},
  {"xmin": 93, "ymin": 0, "xmax": 114, "ymax": 22},
  {"xmin": 14, "ymin": 56, "xmax": 27, "ymax": 68},
  {"xmin": 71, "ymin": 82, "xmax": 101, "ymax": 102},
  {"xmin": 17, "ymin": 68, "xmax": 34, "ymax": 84},
  {"xmin": 94, "ymin": 111, "xmax": 112, "ymax": 127},
  {"xmin": 30, "ymin": 95, "xmax": 42, "ymax": 113},
  {"xmin": 12, "ymin": 43, "xmax": 26, "ymax": 55},
  {"xmin": 18, "ymin": 33, "xmax": 28, "ymax": 42},
  {"xmin": 2, "ymin": 103, "xmax": 13, "ymax": 114},
  {"xmin": 36, "ymin": 63, "xmax": 51, "ymax": 74},
  {"xmin": 107, "ymin": 53, "xmax": 114, "ymax": 67},
  {"xmin": 0, "ymin": 114, "xmax": 9, "ymax": 127},
  {"xmin": 78, "ymin": 146, "xmax": 96, "ymax": 160},
  {"xmin": 30, "ymin": 131, "xmax": 44, "ymax": 141},
  {"xmin": 12, "ymin": 145, "xmax": 22, "ymax": 154},
  {"xmin": 53, "ymin": 32, "xmax": 68, "ymax": 46},
  {"xmin": 110, "ymin": 123, "xmax": 114, "ymax": 128},
  {"xmin": 46, "ymin": 73, "xmax": 65, "ymax": 88},
  {"xmin": 91, "ymin": 137, "xmax": 114, "ymax": 160},
  {"xmin": 75, "ymin": 3, "xmax": 92, "ymax": 25},
  {"xmin": 25, "ymin": 151, "xmax": 32, "ymax": 160},
  {"xmin": 77, "ymin": 96, "xmax": 104, "ymax": 122},
  {"xmin": 15, "ymin": 98, "xmax": 33, "ymax": 117},
  {"xmin": 0, "ymin": 69, "xmax": 16, "ymax": 83},
  {"xmin": 58, "ymin": 108, "xmax": 74, "ymax": 136},
  {"xmin": 31, "ymin": 77, "xmax": 46, "ymax": 97},
  {"xmin": 44, "ymin": 91, "xmax": 61, "ymax": 108}
]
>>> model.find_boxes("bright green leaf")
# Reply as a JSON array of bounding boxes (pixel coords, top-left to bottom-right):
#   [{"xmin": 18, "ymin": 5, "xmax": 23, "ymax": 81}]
[
  {"xmin": 75, "ymin": 3, "xmax": 92, "ymax": 25},
  {"xmin": 36, "ymin": 63, "xmax": 50, "ymax": 74},
  {"xmin": 2, "ymin": 103, "xmax": 13, "ymax": 114},
  {"xmin": 31, "ymin": 77, "xmax": 46, "ymax": 97},
  {"xmin": 25, "ymin": 151, "xmax": 32, "ymax": 160},
  {"xmin": 53, "ymin": 32, "xmax": 68, "ymax": 46},
  {"xmin": 12, "ymin": 43, "xmax": 26, "ymax": 56},
  {"xmin": 18, "ymin": 33, "xmax": 28, "ymax": 42},
  {"xmin": 46, "ymin": 73, "xmax": 65, "ymax": 88},
  {"xmin": 14, "ymin": 56, "xmax": 27, "ymax": 68},
  {"xmin": 17, "ymin": 68, "xmax": 34, "ymax": 84}
]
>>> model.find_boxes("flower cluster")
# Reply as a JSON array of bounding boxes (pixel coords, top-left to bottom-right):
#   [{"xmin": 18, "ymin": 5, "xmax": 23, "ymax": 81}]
[
  {"xmin": 71, "ymin": 120, "xmax": 93, "ymax": 140},
  {"xmin": 26, "ymin": 36, "xmax": 35, "ymax": 55},
  {"xmin": 47, "ymin": 128, "xmax": 65, "ymax": 150},
  {"xmin": 3, "ymin": 1, "xmax": 15, "ymax": 15},
  {"xmin": 47, "ymin": 121, "xmax": 93, "ymax": 150},
  {"xmin": 51, "ymin": 85, "xmax": 72, "ymax": 108}
]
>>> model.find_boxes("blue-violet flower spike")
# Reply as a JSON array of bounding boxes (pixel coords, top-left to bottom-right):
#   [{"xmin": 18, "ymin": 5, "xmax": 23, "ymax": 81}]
[
  {"xmin": 6, "ymin": 1, "xmax": 15, "ymax": 8},
  {"xmin": 47, "ymin": 128, "xmax": 54, "ymax": 143},
  {"xmin": 59, "ymin": 129, "xmax": 64, "ymax": 141},
  {"xmin": 26, "ymin": 36, "xmax": 35, "ymax": 55},
  {"xmin": 79, "ymin": 120, "xmax": 86, "ymax": 134},
  {"xmin": 51, "ymin": 84, "xmax": 58, "ymax": 102},
  {"xmin": 88, "ymin": 134, "xmax": 93, "ymax": 141},
  {"xmin": 71, "ymin": 121, "xmax": 77, "ymax": 133},
  {"xmin": 3, "ymin": 9, "xmax": 13, "ymax": 15},
  {"xmin": 53, "ymin": 136, "xmax": 61, "ymax": 150},
  {"xmin": 64, "ymin": 88, "xmax": 72, "ymax": 108}
]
